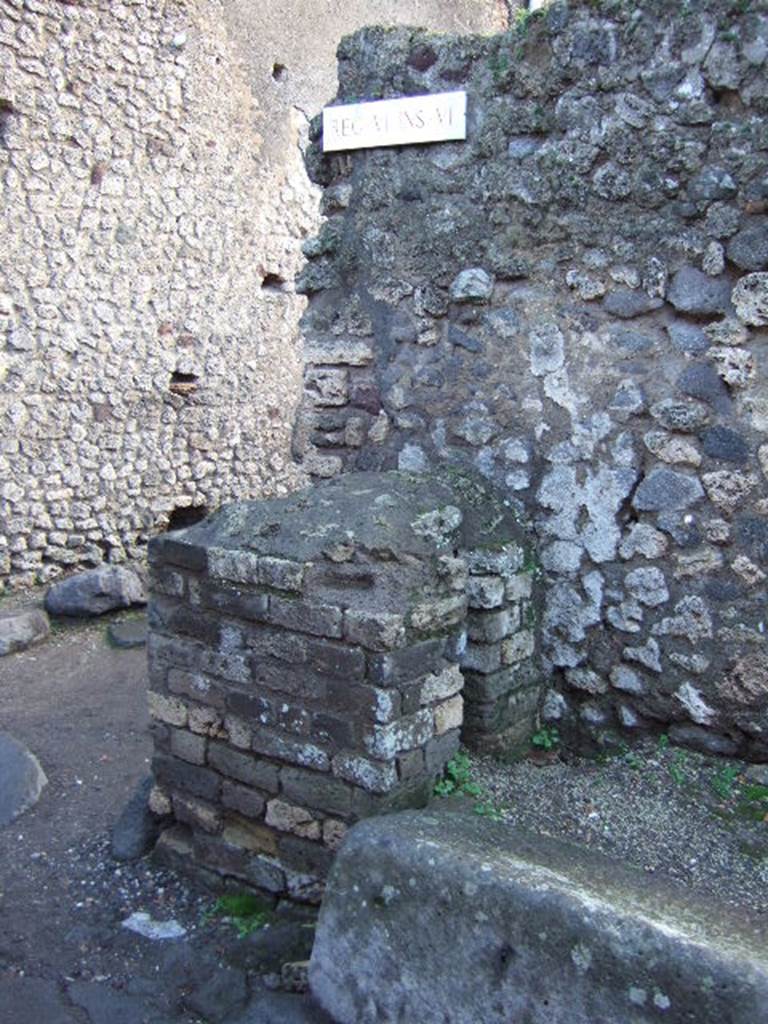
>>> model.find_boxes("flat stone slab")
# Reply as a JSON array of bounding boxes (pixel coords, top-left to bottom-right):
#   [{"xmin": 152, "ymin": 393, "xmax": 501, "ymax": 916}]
[
  {"xmin": 108, "ymin": 615, "xmax": 148, "ymax": 648},
  {"xmin": 0, "ymin": 731, "xmax": 47, "ymax": 827},
  {"xmin": 310, "ymin": 811, "xmax": 768, "ymax": 1024},
  {"xmin": 0, "ymin": 607, "xmax": 50, "ymax": 656}
]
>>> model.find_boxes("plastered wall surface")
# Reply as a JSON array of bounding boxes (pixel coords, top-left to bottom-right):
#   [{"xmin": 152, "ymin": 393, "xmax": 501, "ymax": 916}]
[{"xmin": 0, "ymin": 0, "xmax": 507, "ymax": 591}]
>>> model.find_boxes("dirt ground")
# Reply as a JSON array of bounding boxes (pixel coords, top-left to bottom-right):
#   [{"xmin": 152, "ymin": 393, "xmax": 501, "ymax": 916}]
[{"xmin": 0, "ymin": 612, "xmax": 330, "ymax": 1024}]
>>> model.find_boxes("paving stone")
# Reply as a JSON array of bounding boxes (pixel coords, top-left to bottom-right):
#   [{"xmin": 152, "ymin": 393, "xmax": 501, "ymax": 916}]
[
  {"xmin": 108, "ymin": 615, "xmax": 148, "ymax": 648},
  {"xmin": 0, "ymin": 730, "xmax": 47, "ymax": 827},
  {"xmin": 0, "ymin": 976, "xmax": 73, "ymax": 1024}
]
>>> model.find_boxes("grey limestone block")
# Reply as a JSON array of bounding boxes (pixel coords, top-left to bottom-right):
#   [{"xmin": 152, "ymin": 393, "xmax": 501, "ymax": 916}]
[{"xmin": 310, "ymin": 812, "xmax": 768, "ymax": 1024}]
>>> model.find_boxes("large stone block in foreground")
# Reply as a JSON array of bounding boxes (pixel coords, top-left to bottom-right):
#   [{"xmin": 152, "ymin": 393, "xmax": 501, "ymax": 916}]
[{"xmin": 310, "ymin": 811, "xmax": 768, "ymax": 1024}]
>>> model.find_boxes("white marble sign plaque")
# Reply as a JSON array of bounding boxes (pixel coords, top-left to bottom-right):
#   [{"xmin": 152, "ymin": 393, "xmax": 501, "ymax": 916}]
[{"xmin": 322, "ymin": 91, "xmax": 467, "ymax": 153}]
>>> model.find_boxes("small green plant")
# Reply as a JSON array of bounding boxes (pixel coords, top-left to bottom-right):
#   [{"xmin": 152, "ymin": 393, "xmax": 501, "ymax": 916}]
[
  {"xmin": 203, "ymin": 892, "xmax": 272, "ymax": 938},
  {"xmin": 433, "ymin": 752, "xmax": 505, "ymax": 820},
  {"xmin": 657, "ymin": 733, "xmax": 670, "ymax": 753},
  {"xmin": 474, "ymin": 800, "xmax": 504, "ymax": 821},
  {"xmin": 531, "ymin": 726, "xmax": 560, "ymax": 752},
  {"xmin": 711, "ymin": 763, "xmax": 741, "ymax": 801},
  {"xmin": 736, "ymin": 783, "xmax": 768, "ymax": 823},
  {"xmin": 433, "ymin": 751, "xmax": 482, "ymax": 797},
  {"xmin": 668, "ymin": 750, "xmax": 688, "ymax": 787}
]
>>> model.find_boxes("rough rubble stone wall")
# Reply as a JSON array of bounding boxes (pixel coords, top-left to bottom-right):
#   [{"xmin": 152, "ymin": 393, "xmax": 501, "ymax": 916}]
[
  {"xmin": 0, "ymin": 0, "xmax": 508, "ymax": 593},
  {"xmin": 0, "ymin": 0, "xmax": 313, "ymax": 589},
  {"xmin": 146, "ymin": 471, "xmax": 538, "ymax": 900},
  {"xmin": 297, "ymin": 0, "xmax": 768, "ymax": 761}
]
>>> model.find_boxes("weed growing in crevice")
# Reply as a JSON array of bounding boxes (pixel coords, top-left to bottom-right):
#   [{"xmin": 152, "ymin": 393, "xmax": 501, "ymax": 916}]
[
  {"xmin": 433, "ymin": 751, "xmax": 505, "ymax": 821},
  {"xmin": 202, "ymin": 892, "xmax": 272, "ymax": 938}
]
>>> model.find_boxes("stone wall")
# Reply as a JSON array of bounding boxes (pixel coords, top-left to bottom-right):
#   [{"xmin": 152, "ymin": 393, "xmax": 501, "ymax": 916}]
[
  {"xmin": 0, "ymin": 0, "xmax": 507, "ymax": 592},
  {"xmin": 146, "ymin": 470, "xmax": 538, "ymax": 900},
  {"xmin": 296, "ymin": 0, "xmax": 768, "ymax": 760}
]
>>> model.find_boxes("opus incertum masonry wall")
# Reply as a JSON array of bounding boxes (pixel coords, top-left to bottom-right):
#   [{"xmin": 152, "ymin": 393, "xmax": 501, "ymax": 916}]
[
  {"xmin": 295, "ymin": 0, "xmax": 768, "ymax": 763},
  {"xmin": 147, "ymin": 471, "xmax": 538, "ymax": 900}
]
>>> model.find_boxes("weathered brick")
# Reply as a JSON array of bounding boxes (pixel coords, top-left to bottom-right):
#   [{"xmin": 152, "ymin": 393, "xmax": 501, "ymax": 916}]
[
  {"xmin": 222, "ymin": 780, "xmax": 266, "ymax": 820},
  {"xmin": 368, "ymin": 640, "xmax": 445, "ymax": 685},
  {"xmin": 259, "ymin": 556, "xmax": 306, "ymax": 592},
  {"xmin": 208, "ymin": 742, "xmax": 279, "ymax": 792},
  {"xmin": 188, "ymin": 705, "xmax": 225, "ymax": 737},
  {"xmin": 269, "ymin": 596, "xmax": 343, "ymax": 638},
  {"xmin": 332, "ymin": 752, "xmax": 398, "ymax": 793},
  {"xmin": 465, "ymin": 575, "xmax": 505, "ymax": 609},
  {"xmin": 501, "ymin": 630, "xmax": 535, "ymax": 665},
  {"xmin": 224, "ymin": 714, "xmax": 251, "ymax": 749},
  {"xmin": 409, "ymin": 594, "xmax": 468, "ymax": 634},
  {"xmin": 467, "ymin": 607, "xmax": 517, "ymax": 643},
  {"xmin": 149, "ymin": 565, "xmax": 186, "ymax": 597},
  {"xmin": 221, "ymin": 816, "xmax": 280, "ymax": 857},
  {"xmin": 305, "ymin": 637, "xmax": 366, "ymax": 679},
  {"xmin": 149, "ymin": 535, "xmax": 207, "ymax": 571},
  {"xmin": 172, "ymin": 793, "xmax": 221, "ymax": 833},
  {"xmin": 148, "ymin": 633, "xmax": 202, "ymax": 671},
  {"xmin": 397, "ymin": 748, "xmax": 425, "ymax": 780},
  {"xmin": 169, "ymin": 727, "xmax": 207, "ymax": 765},
  {"xmin": 266, "ymin": 799, "xmax": 321, "ymax": 840},
  {"xmin": 208, "ymin": 547, "xmax": 260, "ymax": 585},
  {"xmin": 325, "ymin": 679, "xmax": 401, "ymax": 723},
  {"xmin": 420, "ymin": 664, "xmax": 464, "ymax": 704},
  {"xmin": 280, "ymin": 766, "xmax": 353, "ymax": 817},
  {"xmin": 434, "ymin": 694, "xmax": 463, "ymax": 734},
  {"xmin": 363, "ymin": 709, "xmax": 434, "ymax": 760},
  {"xmin": 343, "ymin": 609, "xmax": 406, "ymax": 651},
  {"xmin": 148, "ymin": 691, "xmax": 188, "ymax": 727},
  {"xmin": 199, "ymin": 649, "xmax": 251, "ymax": 685},
  {"xmin": 149, "ymin": 785, "xmax": 172, "ymax": 816},
  {"xmin": 505, "ymin": 572, "xmax": 533, "ymax": 602},
  {"xmin": 202, "ymin": 583, "xmax": 269, "ymax": 622},
  {"xmin": 312, "ymin": 712, "xmax": 356, "ymax": 748},
  {"xmin": 195, "ymin": 831, "xmax": 284, "ymax": 891},
  {"xmin": 251, "ymin": 727, "xmax": 330, "ymax": 772},
  {"xmin": 168, "ymin": 669, "xmax": 225, "ymax": 708},
  {"xmin": 460, "ymin": 641, "xmax": 502, "ymax": 675},
  {"xmin": 424, "ymin": 728, "xmax": 461, "ymax": 774},
  {"xmin": 462, "ymin": 665, "xmax": 532, "ymax": 704},
  {"xmin": 248, "ymin": 627, "xmax": 308, "ymax": 665},
  {"xmin": 251, "ymin": 658, "xmax": 329, "ymax": 701},
  {"xmin": 149, "ymin": 596, "xmax": 220, "ymax": 647},
  {"xmin": 322, "ymin": 819, "xmax": 348, "ymax": 850},
  {"xmin": 152, "ymin": 754, "xmax": 221, "ymax": 802},
  {"xmin": 462, "ymin": 545, "xmax": 524, "ymax": 575},
  {"xmin": 277, "ymin": 834, "xmax": 335, "ymax": 877}
]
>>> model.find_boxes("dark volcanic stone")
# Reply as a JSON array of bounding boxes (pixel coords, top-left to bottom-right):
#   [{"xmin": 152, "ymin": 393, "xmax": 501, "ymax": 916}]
[
  {"xmin": 45, "ymin": 567, "xmax": 145, "ymax": 617},
  {"xmin": 667, "ymin": 266, "xmax": 732, "ymax": 315},
  {"xmin": 701, "ymin": 426, "xmax": 749, "ymax": 464},
  {"xmin": 0, "ymin": 731, "xmax": 47, "ymax": 827},
  {"xmin": 726, "ymin": 217, "xmax": 768, "ymax": 271},
  {"xmin": 676, "ymin": 364, "xmax": 732, "ymax": 413},
  {"xmin": 111, "ymin": 776, "xmax": 163, "ymax": 861},
  {"xmin": 632, "ymin": 469, "xmax": 704, "ymax": 512},
  {"xmin": 602, "ymin": 289, "xmax": 663, "ymax": 318},
  {"xmin": 667, "ymin": 321, "xmax": 710, "ymax": 354}
]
